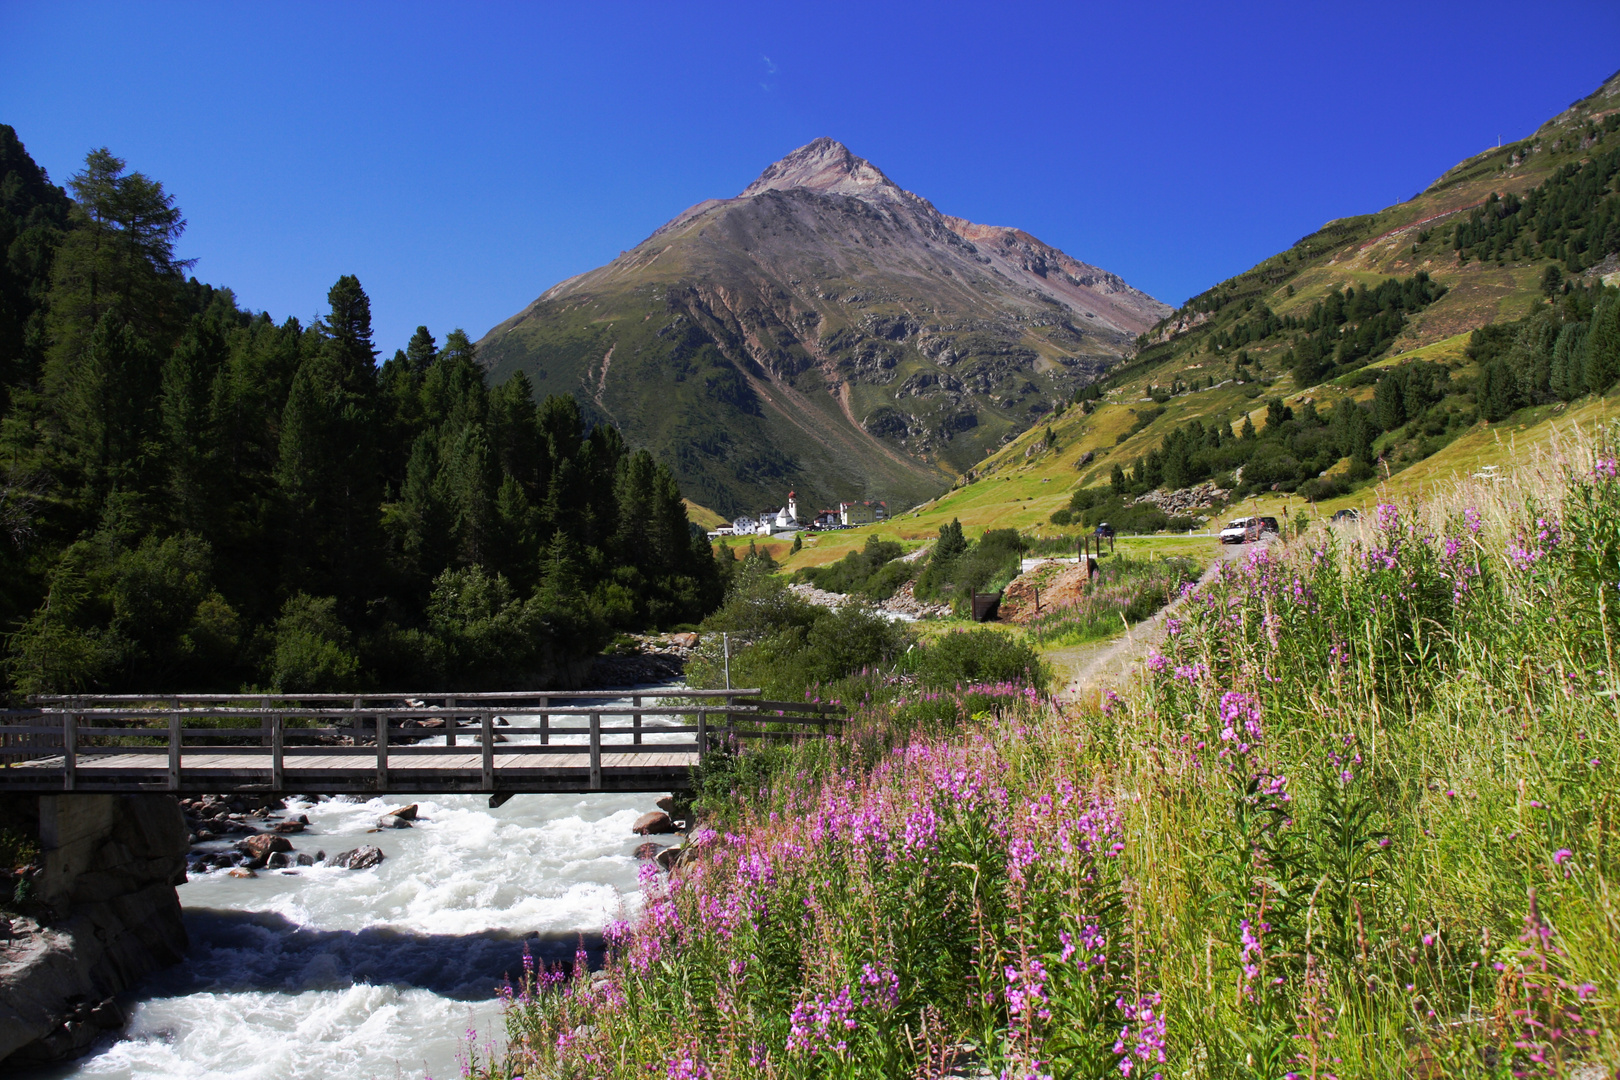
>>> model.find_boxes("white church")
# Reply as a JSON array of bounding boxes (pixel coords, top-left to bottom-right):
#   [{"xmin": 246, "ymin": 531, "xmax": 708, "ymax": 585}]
[{"xmin": 731, "ymin": 491, "xmax": 807, "ymax": 537}]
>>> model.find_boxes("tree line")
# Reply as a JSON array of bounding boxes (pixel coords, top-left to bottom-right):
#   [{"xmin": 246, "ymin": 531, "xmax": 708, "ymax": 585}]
[
  {"xmin": 1451, "ymin": 113, "xmax": 1620, "ymax": 273},
  {"xmin": 0, "ymin": 127, "xmax": 724, "ymax": 699}
]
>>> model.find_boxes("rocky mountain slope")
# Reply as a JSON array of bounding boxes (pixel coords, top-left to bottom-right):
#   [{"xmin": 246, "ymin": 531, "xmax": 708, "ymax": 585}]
[{"xmin": 477, "ymin": 139, "xmax": 1168, "ymax": 517}]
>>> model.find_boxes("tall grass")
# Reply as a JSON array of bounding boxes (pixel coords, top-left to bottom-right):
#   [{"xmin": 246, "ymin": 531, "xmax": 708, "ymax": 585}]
[{"xmin": 466, "ymin": 425, "xmax": 1620, "ymax": 1079}]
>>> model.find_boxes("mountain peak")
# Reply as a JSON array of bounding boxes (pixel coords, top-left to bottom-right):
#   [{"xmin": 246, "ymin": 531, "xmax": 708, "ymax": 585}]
[{"xmin": 739, "ymin": 138, "xmax": 910, "ymax": 202}]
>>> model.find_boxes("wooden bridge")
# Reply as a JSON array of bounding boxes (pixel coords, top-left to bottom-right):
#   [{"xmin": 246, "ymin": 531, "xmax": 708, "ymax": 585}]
[{"xmin": 0, "ymin": 690, "xmax": 843, "ymax": 797}]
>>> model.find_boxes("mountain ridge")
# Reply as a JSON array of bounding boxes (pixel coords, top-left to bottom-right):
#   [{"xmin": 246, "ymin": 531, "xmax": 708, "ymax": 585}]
[{"xmin": 478, "ymin": 139, "xmax": 1168, "ymax": 517}]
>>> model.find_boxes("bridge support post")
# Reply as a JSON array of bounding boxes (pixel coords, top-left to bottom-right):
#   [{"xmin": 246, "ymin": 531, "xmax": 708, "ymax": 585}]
[
  {"xmin": 376, "ymin": 713, "xmax": 388, "ymax": 791},
  {"xmin": 697, "ymin": 709, "xmax": 708, "ymax": 760},
  {"xmin": 445, "ymin": 696, "xmax": 456, "ymax": 747},
  {"xmin": 168, "ymin": 713, "xmax": 181, "ymax": 791},
  {"xmin": 539, "ymin": 697, "xmax": 549, "ymax": 744},
  {"xmin": 589, "ymin": 712, "xmax": 602, "ymax": 791},
  {"xmin": 481, "ymin": 712, "xmax": 494, "ymax": 791},
  {"xmin": 632, "ymin": 695, "xmax": 642, "ymax": 745},
  {"xmin": 271, "ymin": 715, "xmax": 284, "ymax": 792},
  {"xmin": 63, "ymin": 708, "xmax": 76, "ymax": 791},
  {"xmin": 260, "ymin": 697, "xmax": 271, "ymax": 747}
]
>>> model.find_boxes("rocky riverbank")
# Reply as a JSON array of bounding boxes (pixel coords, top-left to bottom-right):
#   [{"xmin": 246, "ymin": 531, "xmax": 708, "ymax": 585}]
[{"xmin": 0, "ymin": 794, "xmax": 189, "ymax": 1069}]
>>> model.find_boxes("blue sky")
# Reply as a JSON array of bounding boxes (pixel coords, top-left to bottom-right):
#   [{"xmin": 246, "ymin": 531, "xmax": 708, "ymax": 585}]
[{"xmin": 3, "ymin": 2, "xmax": 1617, "ymax": 357}]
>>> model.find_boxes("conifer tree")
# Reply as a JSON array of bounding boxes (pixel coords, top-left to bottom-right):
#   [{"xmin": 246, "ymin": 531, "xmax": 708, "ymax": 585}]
[{"xmin": 1588, "ymin": 293, "xmax": 1620, "ymax": 394}]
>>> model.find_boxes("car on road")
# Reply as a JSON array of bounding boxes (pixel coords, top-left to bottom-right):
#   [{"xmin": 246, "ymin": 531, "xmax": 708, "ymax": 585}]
[
  {"xmin": 1332, "ymin": 508, "xmax": 1360, "ymax": 523},
  {"xmin": 1220, "ymin": 516, "xmax": 1279, "ymax": 544}
]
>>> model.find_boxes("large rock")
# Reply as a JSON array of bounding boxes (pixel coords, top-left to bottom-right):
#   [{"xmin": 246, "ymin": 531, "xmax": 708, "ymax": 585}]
[
  {"xmin": 376, "ymin": 814, "xmax": 412, "ymax": 830},
  {"xmin": 382, "ymin": 804, "xmax": 418, "ymax": 821},
  {"xmin": 631, "ymin": 812, "xmax": 675, "ymax": 836},
  {"xmin": 0, "ymin": 794, "xmax": 189, "ymax": 1068},
  {"xmin": 235, "ymin": 834, "xmax": 292, "ymax": 859},
  {"xmin": 633, "ymin": 842, "xmax": 666, "ymax": 861},
  {"xmin": 328, "ymin": 846, "xmax": 385, "ymax": 870}
]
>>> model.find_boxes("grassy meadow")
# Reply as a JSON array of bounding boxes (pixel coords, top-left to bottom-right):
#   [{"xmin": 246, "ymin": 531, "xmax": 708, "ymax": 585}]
[{"xmin": 465, "ymin": 409, "xmax": 1620, "ymax": 1078}]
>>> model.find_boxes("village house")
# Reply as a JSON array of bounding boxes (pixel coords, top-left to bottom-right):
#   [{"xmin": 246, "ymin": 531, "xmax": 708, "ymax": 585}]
[{"xmin": 839, "ymin": 500, "xmax": 888, "ymax": 526}]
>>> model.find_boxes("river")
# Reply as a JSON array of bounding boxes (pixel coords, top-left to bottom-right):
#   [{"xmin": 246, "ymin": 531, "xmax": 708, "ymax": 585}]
[{"xmin": 32, "ymin": 685, "xmax": 686, "ymax": 1080}]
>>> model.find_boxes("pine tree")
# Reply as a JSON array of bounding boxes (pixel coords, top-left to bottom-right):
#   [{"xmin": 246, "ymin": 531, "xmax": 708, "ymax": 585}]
[
  {"xmin": 1587, "ymin": 293, "xmax": 1620, "ymax": 394},
  {"xmin": 405, "ymin": 325, "xmax": 437, "ymax": 372},
  {"xmin": 274, "ymin": 277, "xmax": 384, "ymax": 604},
  {"xmin": 160, "ymin": 317, "xmax": 227, "ymax": 532},
  {"xmin": 45, "ymin": 148, "xmax": 191, "ymax": 368}
]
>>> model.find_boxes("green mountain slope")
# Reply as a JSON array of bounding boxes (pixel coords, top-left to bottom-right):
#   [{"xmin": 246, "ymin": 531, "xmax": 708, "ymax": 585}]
[
  {"xmin": 953, "ymin": 69, "xmax": 1620, "ymax": 524},
  {"xmin": 477, "ymin": 139, "xmax": 1169, "ymax": 518}
]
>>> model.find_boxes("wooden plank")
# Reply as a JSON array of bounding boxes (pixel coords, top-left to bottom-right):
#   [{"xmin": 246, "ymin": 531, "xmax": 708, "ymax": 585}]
[
  {"xmin": 63, "ymin": 710, "xmax": 76, "ymax": 791},
  {"xmin": 271, "ymin": 715, "xmax": 284, "ymax": 791},
  {"xmin": 376, "ymin": 712, "xmax": 388, "ymax": 790},
  {"xmin": 168, "ymin": 714, "xmax": 181, "ymax": 790},
  {"xmin": 481, "ymin": 713, "xmax": 493, "ymax": 790},
  {"xmin": 589, "ymin": 711, "xmax": 601, "ymax": 791}
]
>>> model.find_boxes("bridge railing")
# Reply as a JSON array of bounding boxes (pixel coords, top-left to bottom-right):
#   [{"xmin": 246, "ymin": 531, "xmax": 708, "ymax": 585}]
[{"xmin": 0, "ymin": 689, "xmax": 847, "ymax": 791}]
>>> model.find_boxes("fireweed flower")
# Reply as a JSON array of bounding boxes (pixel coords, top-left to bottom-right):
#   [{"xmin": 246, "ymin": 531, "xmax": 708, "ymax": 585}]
[
  {"xmin": 1004, "ymin": 958, "xmax": 1052, "ymax": 1022},
  {"xmin": 1113, "ymin": 992, "xmax": 1167, "ymax": 1079}
]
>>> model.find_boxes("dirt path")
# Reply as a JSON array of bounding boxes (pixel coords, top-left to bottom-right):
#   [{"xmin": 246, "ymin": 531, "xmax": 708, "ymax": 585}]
[{"xmin": 1052, "ymin": 543, "xmax": 1250, "ymax": 705}]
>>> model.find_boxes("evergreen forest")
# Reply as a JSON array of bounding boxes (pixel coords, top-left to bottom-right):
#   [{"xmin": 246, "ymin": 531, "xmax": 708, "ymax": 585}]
[{"xmin": 0, "ymin": 128, "xmax": 724, "ymax": 700}]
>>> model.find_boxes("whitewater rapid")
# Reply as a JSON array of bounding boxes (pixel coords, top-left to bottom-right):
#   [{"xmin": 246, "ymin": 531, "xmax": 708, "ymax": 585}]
[{"xmin": 37, "ymin": 686, "xmax": 688, "ymax": 1080}]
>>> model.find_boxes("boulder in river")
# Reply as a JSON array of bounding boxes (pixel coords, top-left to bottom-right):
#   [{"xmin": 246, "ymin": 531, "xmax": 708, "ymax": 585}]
[
  {"xmin": 382, "ymin": 803, "xmax": 419, "ymax": 821},
  {"xmin": 271, "ymin": 821, "xmax": 305, "ymax": 834},
  {"xmin": 227, "ymin": 867, "xmax": 257, "ymax": 879},
  {"xmin": 328, "ymin": 846, "xmax": 385, "ymax": 870},
  {"xmin": 236, "ymin": 834, "xmax": 292, "ymax": 859},
  {"xmin": 376, "ymin": 814, "xmax": 412, "ymax": 829},
  {"xmin": 633, "ymin": 842, "xmax": 665, "ymax": 861},
  {"xmin": 265, "ymin": 852, "xmax": 290, "ymax": 869},
  {"xmin": 655, "ymin": 846, "xmax": 684, "ymax": 871},
  {"xmin": 631, "ymin": 811, "xmax": 675, "ymax": 836}
]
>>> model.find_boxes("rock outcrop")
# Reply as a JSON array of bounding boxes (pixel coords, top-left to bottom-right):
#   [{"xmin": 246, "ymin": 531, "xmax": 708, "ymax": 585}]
[{"xmin": 0, "ymin": 794, "xmax": 190, "ymax": 1068}]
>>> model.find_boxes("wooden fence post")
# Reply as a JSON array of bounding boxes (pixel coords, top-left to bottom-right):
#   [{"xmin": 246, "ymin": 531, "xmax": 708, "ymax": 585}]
[
  {"xmin": 63, "ymin": 708, "xmax": 76, "ymax": 791},
  {"xmin": 481, "ymin": 712, "xmax": 494, "ymax": 791},
  {"xmin": 168, "ymin": 713, "xmax": 181, "ymax": 791},
  {"xmin": 697, "ymin": 709, "xmax": 708, "ymax": 760},
  {"xmin": 445, "ymin": 695, "xmax": 457, "ymax": 747},
  {"xmin": 632, "ymin": 695, "xmax": 642, "ymax": 745},
  {"xmin": 376, "ymin": 712, "xmax": 388, "ymax": 791},
  {"xmin": 539, "ymin": 697, "xmax": 549, "ymax": 745},
  {"xmin": 260, "ymin": 697, "xmax": 271, "ymax": 747},
  {"xmin": 271, "ymin": 714, "xmax": 284, "ymax": 792},
  {"xmin": 589, "ymin": 711, "xmax": 602, "ymax": 791}
]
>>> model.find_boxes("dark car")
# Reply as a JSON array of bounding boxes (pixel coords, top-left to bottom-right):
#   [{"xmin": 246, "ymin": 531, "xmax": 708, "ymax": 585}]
[
  {"xmin": 1094, "ymin": 522, "xmax": 1116, "ymax": 539},
  {"xmin": 1332, "ymin": 508, "xmax": 1360, "ymax": 523}
]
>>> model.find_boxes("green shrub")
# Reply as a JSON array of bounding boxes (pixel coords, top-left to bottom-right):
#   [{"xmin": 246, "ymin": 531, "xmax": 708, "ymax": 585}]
[{"xmin": 905, "ymin": 627, "xmax": 1048, "ymax": 691}]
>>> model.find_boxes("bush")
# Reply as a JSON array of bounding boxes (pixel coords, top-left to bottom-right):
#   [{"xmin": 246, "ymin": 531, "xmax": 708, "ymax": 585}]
[
  {"xmin": 267, "ymin": 593, "xmax": 361, "ymax": 692},
  {"xmin": 905, "ymin": 628, "xmax": 1048, "ymax": 691},
  {"xmin": 689, "ymin": 566, "xmax": 911, "ymax": 699}
]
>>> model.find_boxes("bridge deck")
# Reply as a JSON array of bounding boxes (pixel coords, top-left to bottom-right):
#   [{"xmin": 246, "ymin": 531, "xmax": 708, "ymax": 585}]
[
  {"xmin": 0, "ymin": 748, "xmax": 699, "ymax": 794},
  {"xmin": 0, "ymin": 689, "xmax": 841, "ymax": 796}
]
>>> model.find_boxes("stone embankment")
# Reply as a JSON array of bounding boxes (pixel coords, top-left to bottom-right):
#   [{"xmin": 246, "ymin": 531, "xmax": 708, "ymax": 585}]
[
  {"xmin": 786, "ymin": 579, "xmax": 950, "ymax": 620},
  {"xmin": 0, "ymin": 794, "xmax": 189, "ymax": 1068},
  {"xmin": 996, "ymin": 560, "xmax": 1094, "ymax": 624},
  {"xmin": 590, "ymin": 633, "xmax": 697, "ymax": 685},
  {"xmin": 1133, "ymin": 481, "xmax": 1228, "ymax": 516}
]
